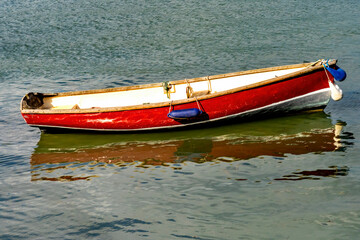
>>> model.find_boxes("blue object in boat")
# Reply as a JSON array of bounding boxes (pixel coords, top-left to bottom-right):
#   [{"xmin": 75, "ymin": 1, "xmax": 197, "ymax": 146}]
[
  {"xmin": 168, "ymin": 108, "xmax": 202, "ymax": 119},
  {"xmin": 325, "ymin": 65, "xmax": 347, "ymax": 82}
]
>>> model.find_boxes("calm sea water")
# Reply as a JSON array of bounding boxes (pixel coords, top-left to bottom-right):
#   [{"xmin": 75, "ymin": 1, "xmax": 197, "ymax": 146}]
[{"xmin": 1, "ymin": 0, "xmax": 360, "ymax": 239}]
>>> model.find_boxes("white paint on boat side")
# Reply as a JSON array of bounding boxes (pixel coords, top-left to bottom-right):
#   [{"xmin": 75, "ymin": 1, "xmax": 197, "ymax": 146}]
[
  {"xmin": 45, "ymin": 68, "xmax": 305, "ymax": 110},
  {"xmin": 31, "ymin": 88, "xmax": 330, "ymax": 132},
  {"xmin": 86, "ymin": 118, "xmax": 114, "ymax": 123}
]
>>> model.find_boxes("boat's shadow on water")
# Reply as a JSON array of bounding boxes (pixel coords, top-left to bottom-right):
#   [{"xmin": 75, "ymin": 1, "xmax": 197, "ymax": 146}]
[{"xmin": 30, "ymin": 112, "xmax": 354, "ymax": 182}]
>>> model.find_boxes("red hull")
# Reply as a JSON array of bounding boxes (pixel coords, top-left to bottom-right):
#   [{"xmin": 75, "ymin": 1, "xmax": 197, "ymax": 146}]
[{"xmin": 22, "ymin": 70, "xmax": 331, "ymax": 131}]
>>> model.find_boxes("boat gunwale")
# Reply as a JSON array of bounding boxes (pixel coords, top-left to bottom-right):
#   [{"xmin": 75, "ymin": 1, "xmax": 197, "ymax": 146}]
[{"xmin": 20, "ymin": 60, "xmax": 336, "ymax": 114}]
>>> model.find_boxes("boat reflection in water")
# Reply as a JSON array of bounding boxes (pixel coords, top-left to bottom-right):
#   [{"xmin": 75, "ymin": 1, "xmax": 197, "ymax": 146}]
[{"xmin": 30, "ymin": 112, "xmax": 351, "ymax": 181}]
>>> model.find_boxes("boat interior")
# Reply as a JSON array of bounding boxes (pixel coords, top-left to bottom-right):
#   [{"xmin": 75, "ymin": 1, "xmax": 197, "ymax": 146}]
[{"xmin": 23, "ymin": 66, "xmax": 307, "ymax": 111}]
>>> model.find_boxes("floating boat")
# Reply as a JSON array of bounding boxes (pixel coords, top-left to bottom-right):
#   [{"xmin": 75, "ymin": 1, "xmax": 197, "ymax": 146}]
[{"xmin": 20, "ymin": 59, "xmax": 346, "ymax": 132}]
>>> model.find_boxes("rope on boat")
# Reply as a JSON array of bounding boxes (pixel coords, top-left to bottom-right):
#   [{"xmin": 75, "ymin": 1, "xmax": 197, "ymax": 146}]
[
  {"xmin": 167, "ymin": 78, "xmax": 207, "ymax": 120},
  {"xmin": 167, "ymin": 79, "xmax": 204, "ymax": 120},
  {"xmin": 322, "ymin": 60, "xmax": 332, "ymax": 81},
  {"xmin": 185, "ymin": 79, "xmax": 202, "ymax": 111},
  {"xmin": 168, "ymin": 100, "xmax": 173, "ymax": 114},
  {"xmin": 321, "ymin": 59, "xmax": 346, "ymax": 82}
]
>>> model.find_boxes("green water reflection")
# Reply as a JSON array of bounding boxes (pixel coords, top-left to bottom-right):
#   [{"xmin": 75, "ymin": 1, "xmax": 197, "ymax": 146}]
[{"xmin": 31, "ymin": 112, "xmax": 350, "ymax": 181}]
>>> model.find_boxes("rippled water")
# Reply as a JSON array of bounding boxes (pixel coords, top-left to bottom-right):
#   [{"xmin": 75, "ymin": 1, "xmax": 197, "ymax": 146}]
[{"xmin": 1, "ymin": 0, "xmax": 360, "ymax": 239}]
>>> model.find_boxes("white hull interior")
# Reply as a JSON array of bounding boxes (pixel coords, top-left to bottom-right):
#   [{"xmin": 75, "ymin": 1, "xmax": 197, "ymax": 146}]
[{"xmin": 43, "ymin": 67, "xmax": 306, "ymax": 110}]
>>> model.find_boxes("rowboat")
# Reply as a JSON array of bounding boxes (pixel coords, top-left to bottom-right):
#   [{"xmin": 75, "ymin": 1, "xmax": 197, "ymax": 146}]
[{"xmin": 20, "ymin": 59, "xmax": 346, "ymax": 132}]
